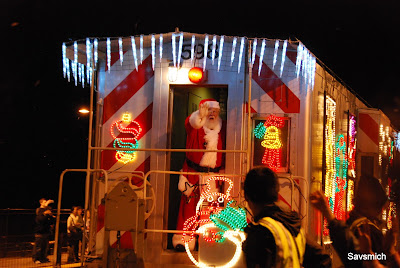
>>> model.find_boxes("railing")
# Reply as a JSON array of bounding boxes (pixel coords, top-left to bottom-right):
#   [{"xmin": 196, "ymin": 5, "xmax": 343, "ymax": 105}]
[{"xmin": 0, "ymin": 208, "xmax": 70, "ymax": 258}]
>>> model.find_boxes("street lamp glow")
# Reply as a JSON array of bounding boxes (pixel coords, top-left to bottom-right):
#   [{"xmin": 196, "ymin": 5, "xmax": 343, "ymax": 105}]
[{"xmin": 79, "ymin": 108, "xmax": 90, "ymax": 114}]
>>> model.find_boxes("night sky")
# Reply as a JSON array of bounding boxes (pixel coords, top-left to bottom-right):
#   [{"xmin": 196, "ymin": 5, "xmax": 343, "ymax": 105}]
[{"xmin": 1, "ymin": 0, "xmax": 399, "ymax": 209}]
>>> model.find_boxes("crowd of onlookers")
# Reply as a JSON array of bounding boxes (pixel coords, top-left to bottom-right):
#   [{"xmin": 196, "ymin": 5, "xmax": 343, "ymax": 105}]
[
  {"xmin": 32, "ymin": 168, "xmax": 400, "ymax": 267},
  {"xmin": 32, "ymin": 199, "xmax": 88, "ymax": 264},
  {"xmin": 243, "ymin": 167, "xmax": 400, "ymax": 268}
]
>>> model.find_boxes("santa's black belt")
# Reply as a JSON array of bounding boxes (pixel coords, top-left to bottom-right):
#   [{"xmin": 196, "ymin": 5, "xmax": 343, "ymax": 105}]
[{"xmin": 185, "ymin": 158, "xmax": 221, "ymax": 173}]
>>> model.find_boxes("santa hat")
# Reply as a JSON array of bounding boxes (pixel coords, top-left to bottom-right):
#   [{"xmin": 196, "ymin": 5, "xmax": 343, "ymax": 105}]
[{"xmin": 199, "ymin": 98, "xmax": 220, "ymax": 109}]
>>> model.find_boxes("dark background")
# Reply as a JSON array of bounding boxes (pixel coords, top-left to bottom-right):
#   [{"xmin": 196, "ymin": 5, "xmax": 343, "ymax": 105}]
[{"xmin": 0, "ymin": 0, "xmax": 399, "ymax": 209}]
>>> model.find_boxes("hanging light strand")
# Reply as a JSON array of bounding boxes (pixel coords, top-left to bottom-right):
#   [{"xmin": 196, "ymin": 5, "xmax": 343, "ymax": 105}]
[
  {"xmin": 131, "ymin": 36, "xmax": 138, "ymax": 71},
  {"xmin": 86, "ymin": 38, "xmax": 92, "ymax": 84},
  {"xmin": 237, "ymin": 37, "xmax": 245, "ymax": 73},
  {"xmin": 258, "ymin": 39, "xmax": 266, "ymax": 76},
  {"xmin": 62, "ymin": 43, "xmax": 67, "ymax": 79},
  {"xmin": 295, "ymin": 42, "xmax": 303, "ymax": 78},
  {"xmin": 159, "ymin": 34, "xmax": 163, "ymax": 62},
  {"xmin": 217, "ymin": 35, "xmax": 224, "ymax": 71},
  {"xmin": 172, "ymin": 33, "xmax": 177, "ymax": 68},
  {"xmin": 272, "ymin": 40, "xmax": 279, "ymax": 70},
  {"xmin": 106, "ymin": 38, "xmax": 111, "ymax": 73},
  {"xmin": 280, "ymin": 40, "xmax": 288, "ymax": 77},
  {"xmin": 191, "ymin": 35, "xmax": 196, "ymax": 63},
  {"xmin": 251, "ymin": 38, "xmax": 257, "ymax": 66},
  {"xmin": 118, "ymin": 37, "xmax": 124, "ymax": 66},
  {"xmin": 211, "ymin": 35, "xmax": 217, "ymax": 65},
  {"xmin": 73, "ymin": 41, "xmax": 78, "ymax": 85},
  {"xmin": 230, "ymin": 37, "xmax": 237, "ymax": 66},
  {"xmin": 177, "ymin": 33, "xmax": 184, "ymax": 67},
  {"xmin": 94, "ymin": 38, "xmax": 98, "ymax": 68},
  {"xmin": 140, "ymin": 35, "xmax": 144, "ymax": 64},
  {"xmin": 151, "ymin": 34, "xmax": 155, "ymax": 70},
  {"xmin": 203, "ymin": 35, "xmax": 209, "ymax": 71}
]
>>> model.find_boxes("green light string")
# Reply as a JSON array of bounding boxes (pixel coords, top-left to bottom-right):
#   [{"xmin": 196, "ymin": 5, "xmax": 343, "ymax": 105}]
[
  {"xmin": 113, "ymin": 138, "xmax": 139, "ymax": 154},
  {"xmin": 254, "ymin": 122, "xmax": 266, "ymax": 139},
  {"xmin": 209, "ymin": 200, "xmax": 248, "ymax": 243}
]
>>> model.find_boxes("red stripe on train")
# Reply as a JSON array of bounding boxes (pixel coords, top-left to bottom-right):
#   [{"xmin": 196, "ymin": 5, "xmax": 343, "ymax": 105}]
[
  {"xmin": 358, "ymin": 113, "xmax": 379, "ymax": 145},
  {"xmin": 103, "ymin": 55, "xmax": 154, "ymax": 123},
  {"xmin": 252, "ymin": 56, "xmax": 300, "ymax": 113}
]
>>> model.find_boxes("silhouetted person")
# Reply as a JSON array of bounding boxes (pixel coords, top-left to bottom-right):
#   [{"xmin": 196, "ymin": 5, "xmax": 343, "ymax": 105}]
[{"xmin": 32, "ymin": 198, "xmax": 55, "ymax": 264}]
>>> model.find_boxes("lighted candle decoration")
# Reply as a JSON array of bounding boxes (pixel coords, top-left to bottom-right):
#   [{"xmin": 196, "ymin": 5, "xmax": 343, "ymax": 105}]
[
  {"xmin": 254, "ymin": 115, "xmax": 285, "ymax": 171},
  {"xmin": 110, "ymin": 112, "xmax": 142, "ymax": 164},
  {"xmin": 182, "ymin": 176, "xmax": 247, "ymax": 268},
  {"xmin": 347, "ymin": 115, "xmax": 357, "ymax": 212},
  {"xmin": 323, "ymin": 96, "xmax": 336, "ymax": 237},
  {"xmin": 334, "ymin": 134, "xmax": 348, "ymax": 220}
]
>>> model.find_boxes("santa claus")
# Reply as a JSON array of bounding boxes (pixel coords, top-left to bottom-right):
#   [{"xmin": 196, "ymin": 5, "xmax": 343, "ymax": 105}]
[{"xmin": 173, "ymin": 98, "xmax": 226, "ymax": 251}]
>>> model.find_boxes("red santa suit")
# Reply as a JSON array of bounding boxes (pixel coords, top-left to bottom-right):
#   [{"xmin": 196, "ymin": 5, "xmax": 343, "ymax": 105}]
[{"xmin": 172, "ymin": 99, "xmax": 226, "ymax": 250}]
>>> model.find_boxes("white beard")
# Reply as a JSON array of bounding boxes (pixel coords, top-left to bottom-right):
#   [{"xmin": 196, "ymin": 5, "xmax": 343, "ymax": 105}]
[
  {"xmin": 199, "ymin": 117, "xmax": 222, "ymax": 168},
  {"xmin": 204, "ymin": 118, "xmax": 219, "ymax": 130}
]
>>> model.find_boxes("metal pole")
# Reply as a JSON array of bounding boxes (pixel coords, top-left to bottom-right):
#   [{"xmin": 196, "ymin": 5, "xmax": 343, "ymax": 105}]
[
  {"xmin": 80, "ymin": 57, "xmax": 96, "ymax": 267},
  {"xmin": 320, "ymin": 77, "xmax": 328, "ymax": 246},
  {"xmin": 247, "ymin": 39, "xmax": 253, "ymax": 173},
  {"xmin": 54, "ymin": 169, "xmax": 67, "ymax": 266}
]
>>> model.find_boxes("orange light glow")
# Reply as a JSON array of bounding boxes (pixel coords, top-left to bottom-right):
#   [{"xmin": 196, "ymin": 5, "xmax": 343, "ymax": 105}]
[{"xmin": 188, "ymin": 67, "xmax": 204, "ymax": 83}]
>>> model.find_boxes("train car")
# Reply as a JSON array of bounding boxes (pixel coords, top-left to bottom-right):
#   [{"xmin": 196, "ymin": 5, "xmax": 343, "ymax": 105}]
[{"xmin": 59, "ymin": 31, "xmax": 398, "ymax": 267}]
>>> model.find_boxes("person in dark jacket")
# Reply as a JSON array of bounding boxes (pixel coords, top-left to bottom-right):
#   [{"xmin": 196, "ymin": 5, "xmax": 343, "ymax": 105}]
[
  {"xmin": 32, "ymin": 198, "xmax": 55, "ymax": 264},
  {"xmin": 310, "ymin": 175, "xmax": 393, "ymax": 268},
  {"xmin": 243, "ymin": 167, "xmax": 332, "ymax": 268}
]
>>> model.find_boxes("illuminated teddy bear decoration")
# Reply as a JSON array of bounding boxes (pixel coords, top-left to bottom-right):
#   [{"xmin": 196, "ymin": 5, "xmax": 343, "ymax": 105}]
[
  {"xmin": 254, "ymin": 115, "xmax": 285, "ymax": 171},
  {"xmin": 182, "ymin": 176, "xmax": 247, "ymax": 268}
]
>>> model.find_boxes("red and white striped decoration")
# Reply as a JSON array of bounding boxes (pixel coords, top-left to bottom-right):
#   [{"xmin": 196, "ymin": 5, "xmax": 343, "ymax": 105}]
[{"xmin": 96, "ymin": 45, "xmax": 154, "ymax": 251}]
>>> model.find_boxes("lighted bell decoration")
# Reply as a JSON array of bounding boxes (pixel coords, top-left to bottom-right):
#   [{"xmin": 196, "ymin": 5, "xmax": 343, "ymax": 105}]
[{"xmin": 188, "ymin": 67, "xmax": 204, "ymax": 83}]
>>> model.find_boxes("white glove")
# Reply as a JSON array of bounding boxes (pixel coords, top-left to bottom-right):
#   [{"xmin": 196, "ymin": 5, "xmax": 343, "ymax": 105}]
[{"xmin": 178, "ymin": 174, "xmax": 194, "ymax": 197}]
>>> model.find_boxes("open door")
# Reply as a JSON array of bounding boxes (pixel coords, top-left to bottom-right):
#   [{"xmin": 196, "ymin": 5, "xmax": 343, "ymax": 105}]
[{"xmin": 167, "ymin": 85, "xmax": 228, "ymax": 249}]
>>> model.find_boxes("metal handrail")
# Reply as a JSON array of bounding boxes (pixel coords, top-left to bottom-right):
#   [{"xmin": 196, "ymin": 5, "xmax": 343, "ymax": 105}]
[
  {"xmin": 134, "ymin": 170, "xmax": 245, "ymax": 261},
  {"xmin": 54, "ymin": 169, "xmax": 108, "ymax": 267},
  {"xmin": 89, "ymin": 146, "xmax": 247, "ymax": 153}
]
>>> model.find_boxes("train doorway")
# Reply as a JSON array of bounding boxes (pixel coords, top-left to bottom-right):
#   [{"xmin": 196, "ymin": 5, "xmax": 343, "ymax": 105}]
[{"xmin": 166, "ymin": 85, "xmax": 228, "ymax": 249}]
